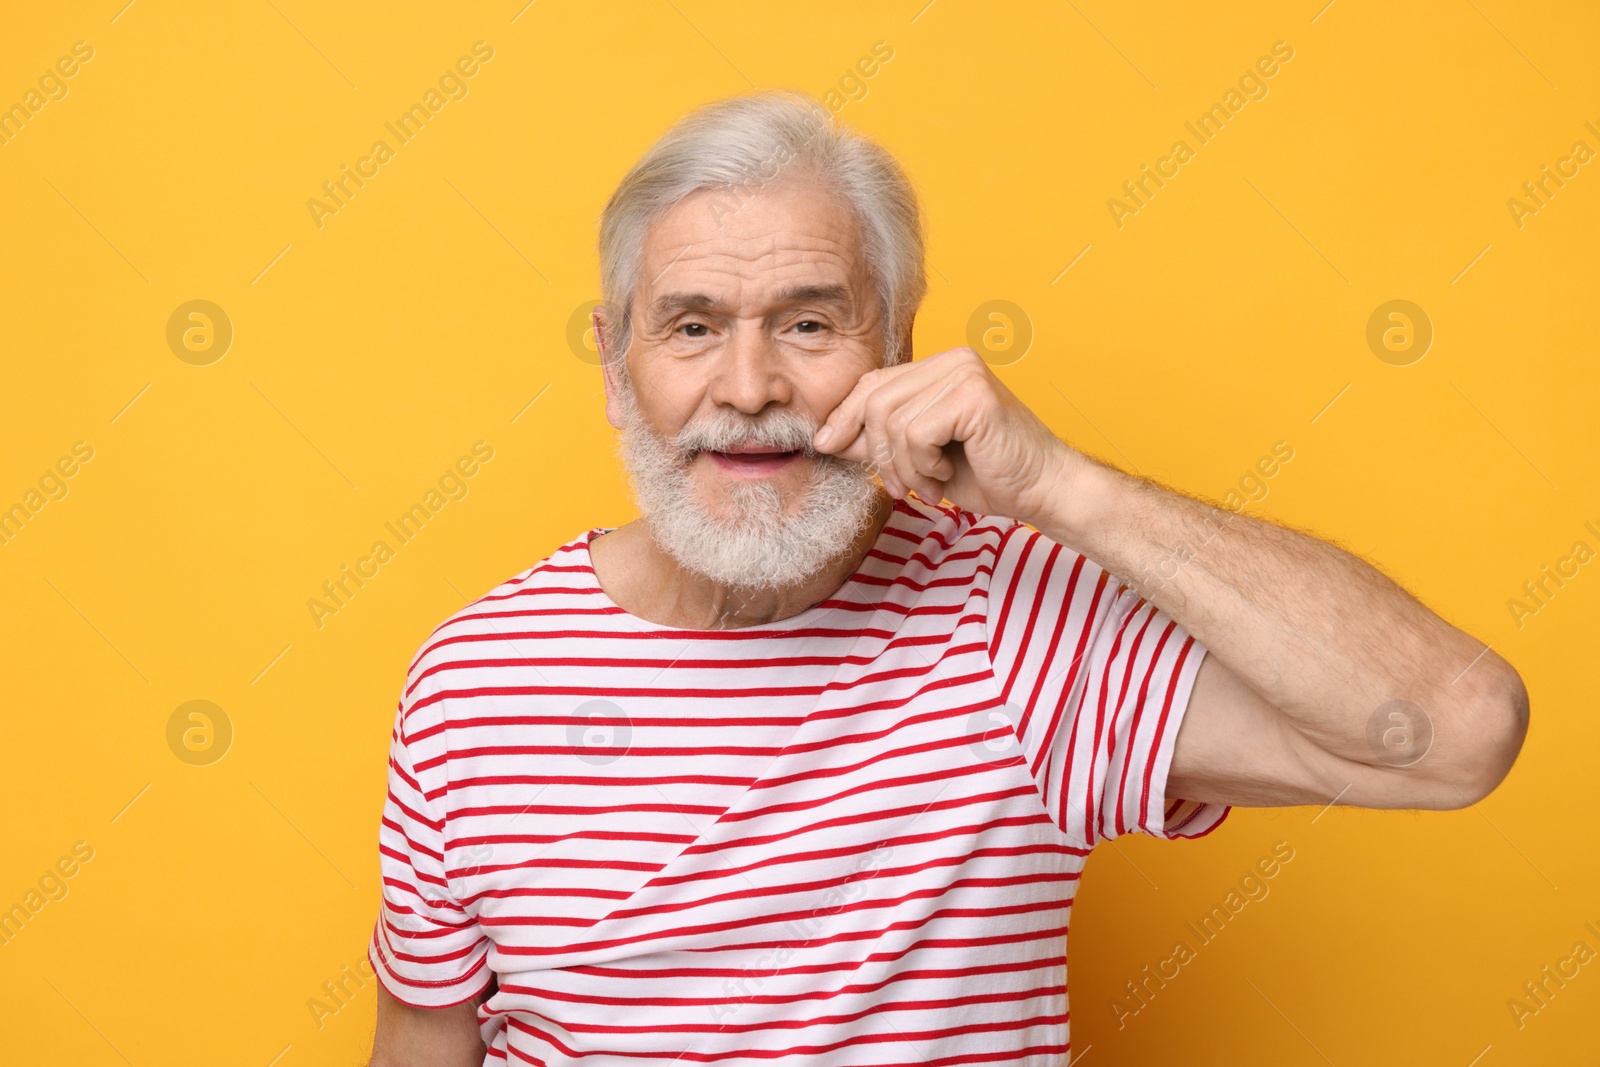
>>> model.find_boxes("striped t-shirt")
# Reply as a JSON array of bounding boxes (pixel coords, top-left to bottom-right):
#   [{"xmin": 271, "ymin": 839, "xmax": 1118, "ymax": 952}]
[{"xmin": 369, "ymin": 495, "xmax": 1229, "ymax": 1064}]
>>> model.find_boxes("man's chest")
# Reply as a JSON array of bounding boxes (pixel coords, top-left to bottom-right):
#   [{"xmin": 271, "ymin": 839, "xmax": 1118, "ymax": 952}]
[{"xmin": 432, "ymin": 637, "xmax": 1074, "ymax": 964}]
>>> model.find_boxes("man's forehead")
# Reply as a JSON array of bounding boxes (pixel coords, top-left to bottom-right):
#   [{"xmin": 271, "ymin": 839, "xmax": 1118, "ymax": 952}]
[
  {"xmin": 653, "ymin": 180, "xmax": 860, "ymax": 247},
  {"xmin": 637, "ymin": 186, "xmax": 871, "ymax": 316}
]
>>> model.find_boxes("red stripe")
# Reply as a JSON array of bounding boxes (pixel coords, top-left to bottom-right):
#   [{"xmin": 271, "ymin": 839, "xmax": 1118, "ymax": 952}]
[
  {"xmin": 1141, "ymin": 634, "xmax": 1201, "ymax": 834},
  {"xmin": 1028, "ymin": 558, "xmax": 1097, "ymax": 785},
  {"xmin": 1119, "ymin": 619, "xmax": 1177, "ymax": 835},
  {"xmin": 1081, "ymin": 588, "xmax": 1142, "ymax": 846},
  {"xmin": 1107, "ymin": 609, "xmax": 1165, "ymax": 837}
]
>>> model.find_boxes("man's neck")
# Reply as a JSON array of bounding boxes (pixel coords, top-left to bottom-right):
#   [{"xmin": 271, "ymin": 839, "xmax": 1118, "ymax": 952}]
[{"xmin": 590, "ymin": 490, "xmax": 895, "ymax": 630}]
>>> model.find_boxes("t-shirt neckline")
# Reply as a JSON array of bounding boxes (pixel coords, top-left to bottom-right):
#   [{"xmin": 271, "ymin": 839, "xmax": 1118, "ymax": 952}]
[{"xmin": 577, "ymin": 500, "xmax": 927, "ymax": 635}]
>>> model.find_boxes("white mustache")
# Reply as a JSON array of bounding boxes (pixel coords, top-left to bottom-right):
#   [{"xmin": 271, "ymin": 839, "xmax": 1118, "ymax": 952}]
[{"xmin": 671, "ymin": 412, "xmax": 827, "ymax": 461}]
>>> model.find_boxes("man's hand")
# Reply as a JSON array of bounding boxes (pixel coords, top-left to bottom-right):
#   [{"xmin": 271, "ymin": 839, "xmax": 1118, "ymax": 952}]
[{"xmin": 811, "ymin": 346, "xmax": 1078, "ymax": 524}]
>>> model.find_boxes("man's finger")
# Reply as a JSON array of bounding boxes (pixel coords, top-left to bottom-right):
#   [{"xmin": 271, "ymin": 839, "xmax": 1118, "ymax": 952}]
[
  {"xmin": 812, "ymin": 358, "xmax": 933, "ymax": 456},
  {"xmin": 887, "ymin": 381, "xmax": 963, "ymax": 502},
  {"xmin": 812, "ymin": 371, "xmax": 879, "ymax": 456}
]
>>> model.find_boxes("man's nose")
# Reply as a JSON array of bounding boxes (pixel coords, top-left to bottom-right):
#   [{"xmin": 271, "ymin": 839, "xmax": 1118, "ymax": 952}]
[{"xmin": 706, "ymin": 321, "xmax": 794, "ymax": 415}]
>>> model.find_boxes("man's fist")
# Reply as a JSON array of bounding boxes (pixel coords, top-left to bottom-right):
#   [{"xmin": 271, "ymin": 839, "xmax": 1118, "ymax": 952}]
[{"xmin": 812, "ymin": 346, "xmax": 1080, "ymax": 526}]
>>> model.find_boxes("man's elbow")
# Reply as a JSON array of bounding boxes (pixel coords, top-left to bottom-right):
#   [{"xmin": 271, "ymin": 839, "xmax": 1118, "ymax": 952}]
[{"xmin": 1444, "ymin": 659, "xmax": 1530, "ymax": 808}]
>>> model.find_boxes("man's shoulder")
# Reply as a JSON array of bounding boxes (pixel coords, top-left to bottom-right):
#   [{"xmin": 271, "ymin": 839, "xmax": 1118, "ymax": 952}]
[{"xmin": 401, "ymin": 527, "xmax": 599, "ymax": 683}]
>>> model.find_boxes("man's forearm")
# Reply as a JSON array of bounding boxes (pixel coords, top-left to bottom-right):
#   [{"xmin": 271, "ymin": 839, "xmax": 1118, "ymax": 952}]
[{"xmin": 1028, "ymin": 448, "xmax": 1523, "ymax": 772}]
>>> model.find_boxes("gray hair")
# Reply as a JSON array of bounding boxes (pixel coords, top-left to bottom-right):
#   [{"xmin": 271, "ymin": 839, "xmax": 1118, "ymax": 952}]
[{"xmin": 597, "ymin": 90, "xmax": 927, "ymax": 380}]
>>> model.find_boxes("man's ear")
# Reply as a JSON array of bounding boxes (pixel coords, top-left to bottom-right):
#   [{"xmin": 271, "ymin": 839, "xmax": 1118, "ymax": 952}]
[{"xmin": 594, "ymin": 307, "xmax": 624, "ymax": 430}]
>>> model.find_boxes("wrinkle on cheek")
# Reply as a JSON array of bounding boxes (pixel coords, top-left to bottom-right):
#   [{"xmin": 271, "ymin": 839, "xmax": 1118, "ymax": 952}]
[{"xmin": 622, "ymin": 352, "xmax": 699, "ymax": 427}]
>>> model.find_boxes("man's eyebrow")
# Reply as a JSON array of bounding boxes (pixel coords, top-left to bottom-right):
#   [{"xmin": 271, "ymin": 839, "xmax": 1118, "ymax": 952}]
[
  {"xmin": 647, "ymin": 283, "xmax": 853, "ymax": 320},
  {"xmin": 770, "ymin": 283, "xmax": 852, "ymax": 309},
  {"xmin": 648, "ymin": 291, "xmax": 719, "ymax": 319}
]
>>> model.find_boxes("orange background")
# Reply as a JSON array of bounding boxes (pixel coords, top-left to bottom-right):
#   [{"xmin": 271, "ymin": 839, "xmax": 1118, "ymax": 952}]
[{"xmin": 1, "ymin": 2, "xmax": 1596, "ymax": 1064}]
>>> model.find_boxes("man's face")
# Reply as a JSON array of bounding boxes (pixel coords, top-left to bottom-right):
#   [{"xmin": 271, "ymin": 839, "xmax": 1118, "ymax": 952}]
[
  {"xmin": 598, "ymin": 178, "xmax": 894, "ymax": 592},
  {"xmin": 608, "ymin": 178, "xmax": 888, "ymax": 492}
]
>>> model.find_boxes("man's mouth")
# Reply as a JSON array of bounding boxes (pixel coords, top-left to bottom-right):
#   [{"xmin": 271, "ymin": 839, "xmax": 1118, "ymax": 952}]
[{"xmin": 700, "ymin": 447, "xmax": 806, "ymax": 476}]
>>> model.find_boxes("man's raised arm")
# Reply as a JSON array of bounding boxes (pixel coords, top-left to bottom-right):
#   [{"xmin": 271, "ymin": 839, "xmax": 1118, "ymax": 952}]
[
  {"xmin": 806, "ymin": 344, "xmax": 1528, "ymax": 813},
  {"xmin": 1036, "ymin": 450, "xmax": 1529, "ymax": 812}
]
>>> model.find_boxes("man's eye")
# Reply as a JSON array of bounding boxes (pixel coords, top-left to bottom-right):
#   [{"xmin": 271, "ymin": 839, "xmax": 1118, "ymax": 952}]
[
  {"xmin": 680, "ymin": 323, "xmax": 709, "ymax": 338},
  {"xmin": 794, "ymin": 320, "xmax": 825, "ymax": 334}
]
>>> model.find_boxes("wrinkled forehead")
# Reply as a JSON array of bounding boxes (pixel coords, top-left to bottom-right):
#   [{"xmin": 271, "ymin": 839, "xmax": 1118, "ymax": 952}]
[{"xmin": 635, "ymin": 182, "xmax": 875, "ymax": 320}]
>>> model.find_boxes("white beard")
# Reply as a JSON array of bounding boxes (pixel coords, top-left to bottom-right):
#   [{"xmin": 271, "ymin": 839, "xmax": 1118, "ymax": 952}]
[{"xmin": 612, "ymin": 377, "xmax": 882, "ymax": 592}]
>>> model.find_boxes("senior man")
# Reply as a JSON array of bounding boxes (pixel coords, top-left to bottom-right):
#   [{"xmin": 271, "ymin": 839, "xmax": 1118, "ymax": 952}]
[{"xmin": 365, "ymin": 91, "xmax": 1527, "ymax": 1065}]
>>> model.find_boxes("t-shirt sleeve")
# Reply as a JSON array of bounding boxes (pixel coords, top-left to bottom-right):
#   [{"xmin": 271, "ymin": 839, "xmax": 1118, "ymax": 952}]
[
  {"xmin": 981, "ymin": 521, "xmax": 1230, "ymax": 849},
  {"xmin": 367, "ymin": 659, "xmax": 493, "ymax": 1007}
]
